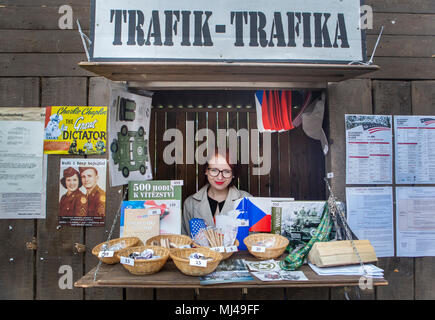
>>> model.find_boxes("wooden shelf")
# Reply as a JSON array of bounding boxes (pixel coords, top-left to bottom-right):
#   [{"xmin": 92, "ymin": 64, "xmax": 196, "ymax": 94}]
[
  {"xmin": 79, "ymin": 61, "xmax": 379, "ymax": 90},
  {"xmin": 75, "ymin": 251, "xmax": 388, "ymax": 289}
]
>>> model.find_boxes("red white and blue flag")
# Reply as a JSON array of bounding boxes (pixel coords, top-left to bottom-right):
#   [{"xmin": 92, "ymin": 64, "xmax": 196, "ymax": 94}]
[
  {"xmin": 420, "ymin": 118, "xmax": 435, "ymax": 126},
  {"xmin": 255, "ymin": 90, "xmax": 295, "ymax": 132}
]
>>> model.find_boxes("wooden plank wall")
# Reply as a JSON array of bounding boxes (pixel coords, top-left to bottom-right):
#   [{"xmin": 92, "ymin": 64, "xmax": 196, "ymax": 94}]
[{"xmin": 0, "ymin": 0, "xmax": 434, "ymax": 300}]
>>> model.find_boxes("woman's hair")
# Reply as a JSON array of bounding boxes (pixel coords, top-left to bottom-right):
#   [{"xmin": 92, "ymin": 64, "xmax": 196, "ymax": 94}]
[
  {"xmin": 205, "ymin": 149, "xmax": 241, "ymax": 186},
  {"xmin": 60, "ymin": 167, "xmax": 83, "ymax": 190}
]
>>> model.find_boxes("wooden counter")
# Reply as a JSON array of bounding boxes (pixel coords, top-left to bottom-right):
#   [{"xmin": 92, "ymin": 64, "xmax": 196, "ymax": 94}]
[{"xmin": 75, "ymin": 251, "xmax": 388, "ymax": 289}]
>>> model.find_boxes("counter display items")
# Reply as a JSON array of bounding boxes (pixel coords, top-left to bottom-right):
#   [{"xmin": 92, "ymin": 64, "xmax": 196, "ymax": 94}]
[
  {"xmin": 92, "ymin": 237, "xmax": 143, "ymax": 265},
  {"xmin": 74, "ymin": 176, "xmax": 388, "ymax": 299},
  {"xmin": 118, "ymin": 246, "xmax": 171, "ymax": 275},
  {"xmin": 271, "ymin": 201, "xmax": 330, "ymax": 252},
  {"xmin": 44, "ymin": 106, "xmax": 107, "ymax": 155},
  {"xmin": 128, "ymin": 180, "xmax": 183, "ymax": 235},
  {"xmin": 120, "ymin": 202, "xmax": 160, "ymax": 243}
]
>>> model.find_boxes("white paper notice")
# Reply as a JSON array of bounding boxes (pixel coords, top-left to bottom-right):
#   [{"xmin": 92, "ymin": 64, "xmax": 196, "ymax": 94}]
[
  {"xmin": 394, "ymin": 116, "xmax": 435, "ymax": 184},
  {"xmin": 345, "ymin": 115, "xmax": 393, "ymax": 184},
  {"xmin": 0, "ymin": 119, "xmax": 45, "ymax": 219},
  {"xmin": 346, "ymin": 187, "xmax": 394, "ymax": 257},
  {"xmin": 396, "ymin": 187, "xmax": 435, "ymax": 257}
]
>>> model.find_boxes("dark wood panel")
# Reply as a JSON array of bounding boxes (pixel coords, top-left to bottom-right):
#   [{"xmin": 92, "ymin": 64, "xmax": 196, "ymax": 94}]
[
  {"xmin": 208, "ymin": 111, "xmax": 218, "ymax": 158},
  {"xmin": 278, "ymin": 131, "xmax": 291, "ymax": 197},
  {"xmin": 269, "ymin": 132, "xmax": 279, "ymax": 197},
  {"xmin": 3, "ymin": 0, "xmax": 90, "ymax": 6},
  {"xmin": 149, "ymin": 107, "xmax": 156, "ymax": 178},
  {"xmin": 237, "ymin": 112, "xmax": 249, "ymax": 192},
  {"xmin": 197, "ymin": 112, "xmax": 208, "ymax": 190},
  {"xmin": 176, "ymin": 110, "xmax": 187, "ymax": 203},
  {"xmin": 412, "ymin": 81, "xmax": 435, "ymax": 114},
  {"xmin": 368, "ymin": 13, "xmax": 435, "ymax": 36},
  {"xmin": 185, "ymin": 112, "xmax": 197, "ymax": 196},
  {"xmin": 0, "ymin": 77, "xmax": 39, "ymax": 107},
  {"xmin": 166, "ymin": 111, "xmax": 177, "ymax": 180},
  {"xmin": 365, "ymin": 0, "xmax": 435, "ymax": 14},
  {"xmin": 377, "ymin": 258, "xmax": 414, "ymax": 300},
  {"xmin": 365, "ymin": 57, "xmax": 435, "ymax": 80},
  {"xmin": 0, "ymin": 30, "xmax": 85, "ymax": 53},
  {"xmin": 288, "ymin": 126, "xmax": 325, "ymax": 200},
  {"xmin": 0, "ymin": 6, "xmax": 90, "ymax": 30},
  {"xmin": 0, "ymin": 221, "xmax": 35, "ymax": 299},
  {"xmin": 367, "ymin": 35, "xmax": 435, "ymax": 58},
  {"xmin": 0, "ymin": 54, "xmax": 91, "ymax": 77},
  {"xmin": 41, "ymin": 77, "xmax": 87, "ymax": 106},
  {"xmin": 249, "ymin": 113, "xmax": 259, "ymax": 196},
  {"xmin": 154, "ymin": 112, "xmax": 167, "ymax": 180},
  {"xmin": 415, "ymin": 257, "xmax": 435, "ymax": 300},
  {"xmin": 373, "ymin": 81, "xmax": 412, "ymax": 115}
]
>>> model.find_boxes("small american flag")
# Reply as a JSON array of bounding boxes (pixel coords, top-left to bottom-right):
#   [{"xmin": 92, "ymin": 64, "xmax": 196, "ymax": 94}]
[{"xmin": 189, "ymin": 218, "xmax": 207, "ymax": 238}]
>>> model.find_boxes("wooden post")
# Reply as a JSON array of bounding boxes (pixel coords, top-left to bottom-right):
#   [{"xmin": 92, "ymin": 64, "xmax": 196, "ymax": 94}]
[
  {"xmin": 411, "ymin": 81, "xmax": 435, "ymax": 300},
  {"xmin": 327, "ymin": 79, "xmax": 373, "ymax": 300},
  {"xmin": 36, "ymin": 77, "xmax": 87, "ymax": 300}
]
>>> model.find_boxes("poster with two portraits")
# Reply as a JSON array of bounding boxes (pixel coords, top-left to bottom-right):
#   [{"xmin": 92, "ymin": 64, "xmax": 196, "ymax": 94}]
[{"xmin": 59, "ymin": 158, "xmax": 107, "ymax": 226}]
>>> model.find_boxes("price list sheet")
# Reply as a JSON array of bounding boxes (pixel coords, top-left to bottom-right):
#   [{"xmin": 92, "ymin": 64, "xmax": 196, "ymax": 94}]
[
  {"xmin": 396, "ymin": 187, "xmax": 435, "ymax": 257},
  {"xmin": 394, "ymin": 116, "xmax": 435, "ymax": 184},
  {"xmin": 346, "ymin": 187, "xmax": 394, "ymax": 257},
  {"xmin": 345, "ymin": 115, "xmax": 393, "ymax": 185},
  {"xmin": 0, "ymin": 108, "xmax": 46, "ymax": 219}
]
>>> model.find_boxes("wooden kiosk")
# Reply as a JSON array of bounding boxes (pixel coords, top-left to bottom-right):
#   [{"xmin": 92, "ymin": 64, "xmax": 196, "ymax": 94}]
[{"xmin": 75, "ymin": 0, "xmax": 387, "ymax": 296}]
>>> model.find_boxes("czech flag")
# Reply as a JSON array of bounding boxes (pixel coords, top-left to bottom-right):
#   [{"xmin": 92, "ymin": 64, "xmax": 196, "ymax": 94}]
[
  {"xmin": 255, "ymin": 90, "xmax": 295, "ymax": 132},
  {"xmin": 246, "ymin": 199, "xmax": 271, "ymax": 232}
]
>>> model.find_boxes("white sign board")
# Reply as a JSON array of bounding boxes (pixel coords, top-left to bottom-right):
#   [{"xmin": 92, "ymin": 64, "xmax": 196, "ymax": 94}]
[{"xmin": 90, "ymin": 0, "xmax": 365, "ymax": 63}]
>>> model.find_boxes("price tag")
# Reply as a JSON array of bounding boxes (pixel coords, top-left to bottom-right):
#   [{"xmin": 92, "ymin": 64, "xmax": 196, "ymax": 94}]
[
  {"xmin": 189, "ymin": 258, "xmax": 207, "ymax": 268},
  {"xmin": 171, "ymin": 180, "xmax": 184, "ymax": 186},
  {"xmin": 210, "ymin": 246, "xmax": 225, "ymax": 253},
  {"xmin": 98, "ymin": 250, "xmax": 114, "ymax": 258},
  {"xmin": 178, "ymin": 244, "xmax": 191, "ymax": 249},
  {"xmin": 271, "ymin": 202, "xmax": 281, "ymax": 207},
  {"xmin": 225, "ymin": 246, "xmax": 238, "ymax": 253},
  {"xmin": 148, "ymin": 209, "xmax": 160, "ymax": 216},
  {"xmin": 120, "ymin": 256, "xmax": 135, "ymax": 266},
  {"xmin": 237, "ymin": 219, "xmax": 249, "ymax": 227},
  {"xmin": 251, "ymin": 246, "xmax": 266, "ymax": 253}
]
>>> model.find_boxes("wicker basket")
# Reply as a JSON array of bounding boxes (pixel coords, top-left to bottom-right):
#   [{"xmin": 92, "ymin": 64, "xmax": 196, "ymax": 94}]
[
  {"xmin": 92, "ymin": 237, "xmax": 143, "ymax": 264},
  {"xmin": 170, "ymin": 247, "xmax": 223, "ymax": 276},
  {"xmin": 193, "ymin": 239, "xmax": 240, "ymax": 260},
  {"xmin": 145, "ymin": 234, "xmax": 194, "ymax": 251},
  {"xmin": 244, "ymin": 233, "xmax": 289, "ymax": 260},
  {"xmin": 116, "ymin": 245, "xmax": 170, "ymax": 275}
]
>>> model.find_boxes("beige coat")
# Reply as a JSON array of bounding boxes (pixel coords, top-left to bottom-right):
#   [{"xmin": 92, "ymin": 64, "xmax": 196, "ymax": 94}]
[{"xmin": 182, "ymin": 184, "xmax": 252, "ymax": 236}]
